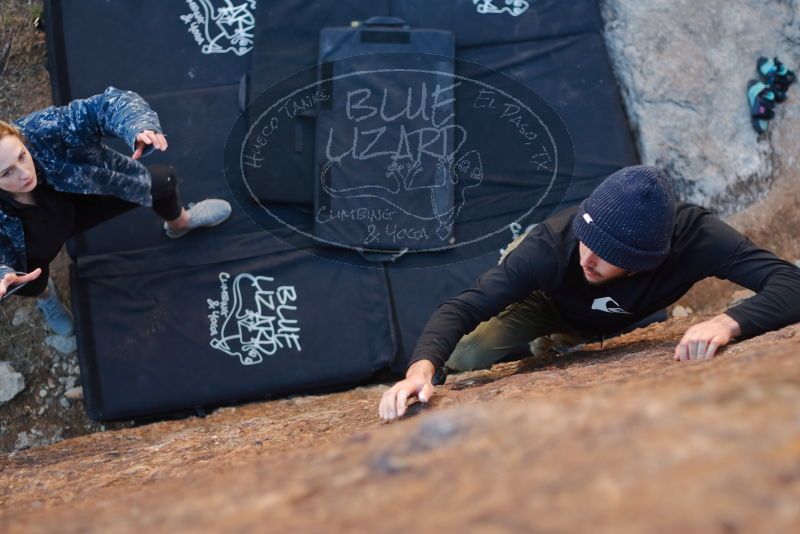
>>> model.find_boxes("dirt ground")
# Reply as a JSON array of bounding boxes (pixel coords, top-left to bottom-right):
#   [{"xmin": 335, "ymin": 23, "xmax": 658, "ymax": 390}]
[{"xmin": 2, "ymin": 318, "xmax": 799, "ymax": 532}]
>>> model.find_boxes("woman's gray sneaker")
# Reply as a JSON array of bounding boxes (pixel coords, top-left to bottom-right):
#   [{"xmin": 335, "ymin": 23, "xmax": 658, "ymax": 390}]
[
  {"xmin": 164, "ymin": 199, "xmax": 232, "ymax": 239},
  {"xmin": 36, "ymin": 279, "xmax": 74, "ymax": 336}
]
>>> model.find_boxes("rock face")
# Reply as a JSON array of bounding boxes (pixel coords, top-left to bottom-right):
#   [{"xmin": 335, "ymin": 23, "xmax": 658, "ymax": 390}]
[
  {"xmin": 0, "ymin": 362, "xmax": 25, "ymax": 404},
  {"xmin": 601, "ymin": 0, "xmax": 800, "ymax": 214},
  {"xmin": 2, "ymin": 320, "xmax": 800, "ymax": 531}
]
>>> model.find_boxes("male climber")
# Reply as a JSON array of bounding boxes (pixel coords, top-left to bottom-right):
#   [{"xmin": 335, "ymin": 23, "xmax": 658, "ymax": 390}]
[{"xmin": 379, "ymin": 165, "xmax": 800, "ymax": 420}]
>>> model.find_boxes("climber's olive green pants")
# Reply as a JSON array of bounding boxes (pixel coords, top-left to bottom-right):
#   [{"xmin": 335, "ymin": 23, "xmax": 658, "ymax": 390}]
[
  {"xmin": 444, "ymin": 232, "xmax": 587, "ymax": 372},
  {"xmin": 445, "ymin": 289, "xmax": 588, "ymax": 372}
]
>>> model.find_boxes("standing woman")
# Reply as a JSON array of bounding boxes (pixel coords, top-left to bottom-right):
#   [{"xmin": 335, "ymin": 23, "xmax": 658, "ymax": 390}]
[{"xmin": 0, "ymin": 86, "xmax": 231, "ymax": 335}]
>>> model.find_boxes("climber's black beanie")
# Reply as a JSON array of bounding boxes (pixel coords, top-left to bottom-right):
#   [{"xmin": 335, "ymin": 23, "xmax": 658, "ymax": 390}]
[{"xmin": 572, "ymin": 165, "xmax": 676, "ymax": 272}]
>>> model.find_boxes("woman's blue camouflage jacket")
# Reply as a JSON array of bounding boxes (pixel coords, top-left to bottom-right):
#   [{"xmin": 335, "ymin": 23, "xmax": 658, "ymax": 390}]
[{"xmin": 0, "ymin": 86, "xmax": 161, "ymax": 279}]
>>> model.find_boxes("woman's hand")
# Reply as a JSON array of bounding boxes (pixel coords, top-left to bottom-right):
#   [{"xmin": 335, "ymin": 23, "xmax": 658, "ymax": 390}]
[
  {"xmin": 132, "ymin": 130, "xmax": 168, "ymax": 160},
  {"xmin": 0, "ymin": 268, "xmax": 42, "ymax": 298}
]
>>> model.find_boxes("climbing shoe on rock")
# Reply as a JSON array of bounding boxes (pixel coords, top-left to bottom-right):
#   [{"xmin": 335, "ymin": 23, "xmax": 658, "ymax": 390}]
[
  {"xmin": 758, "ymin": 56, "xmax": 795, "ymax": 102},
  {"xmin": 747, "ymin": 80, "xmax": 776, "ymax": 134}
]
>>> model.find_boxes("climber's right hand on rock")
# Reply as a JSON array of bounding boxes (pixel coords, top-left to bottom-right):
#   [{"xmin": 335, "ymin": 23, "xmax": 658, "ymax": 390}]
[
  {"xmin": 379, "ymin": 359, "xmax": 436, "ymax": 421},
  {"xmin": 0, "ymin": 268, "xmax": 41, "ymax": 298}
]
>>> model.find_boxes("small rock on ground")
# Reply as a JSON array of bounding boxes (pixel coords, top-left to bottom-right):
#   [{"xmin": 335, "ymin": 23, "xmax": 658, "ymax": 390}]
[
  {"xmin": 64, "ymin": 386, "xmax": 83, "ymax": 401},
  {"xmin": 11, "ymin": 307, "xmax": 31, "ymax": 327},
  {"xmin": 44, "ymin": 335, "xmax": 77, "ymax": 355},
  {"xmin": 0, "ymin": 361, "xmax": 25, "ymax": 404}
]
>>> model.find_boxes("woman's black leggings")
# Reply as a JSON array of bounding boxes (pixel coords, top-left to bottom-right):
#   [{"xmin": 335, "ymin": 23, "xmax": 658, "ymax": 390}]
[
  {"xmin": 148, "ymin": 164, "xmax": 183, "ymax": 221},
  {"xmin": 15, "ymin": 165, "xmax": 182, "ymax": 297}
]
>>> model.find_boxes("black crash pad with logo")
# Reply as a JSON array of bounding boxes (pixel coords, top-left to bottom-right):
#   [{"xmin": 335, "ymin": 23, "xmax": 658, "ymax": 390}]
[
  {"xmin": 70, "ymin": 231, "xmax": 395, "ymax": 420},
  {"xmin": 40, "ymin": 0, "xmax": 647, "ymax": 420}
]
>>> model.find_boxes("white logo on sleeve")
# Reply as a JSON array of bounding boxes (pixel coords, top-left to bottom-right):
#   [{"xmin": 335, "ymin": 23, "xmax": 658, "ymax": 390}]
[{"xmin": 591, "ymin": 297, "xmax": 631, "ymax": 314}]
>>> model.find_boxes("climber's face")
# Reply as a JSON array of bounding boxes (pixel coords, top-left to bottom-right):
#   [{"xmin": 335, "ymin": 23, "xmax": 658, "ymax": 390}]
[
  {"xmin": 578, "ymin": 241, "xmax": 631, "ymax": 285},
  {"xmin": 0, "ymin": 134, "xmax": 37, "ymax": 197}
]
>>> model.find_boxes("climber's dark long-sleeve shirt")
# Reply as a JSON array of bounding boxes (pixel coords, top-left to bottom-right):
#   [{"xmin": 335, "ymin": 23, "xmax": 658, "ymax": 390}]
[{"xmin": 410, "ymin": 203, "xmax": 800, "ymax": 371}]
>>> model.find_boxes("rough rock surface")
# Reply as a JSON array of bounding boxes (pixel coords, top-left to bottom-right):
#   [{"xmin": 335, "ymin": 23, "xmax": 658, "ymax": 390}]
[
  {"xmin": 2, "ymin": 319, "xmax": 799, "ymax": 531},
  {"xmin": 602, "ymin": 0, "xmax": 800, "ymax": 214}
]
